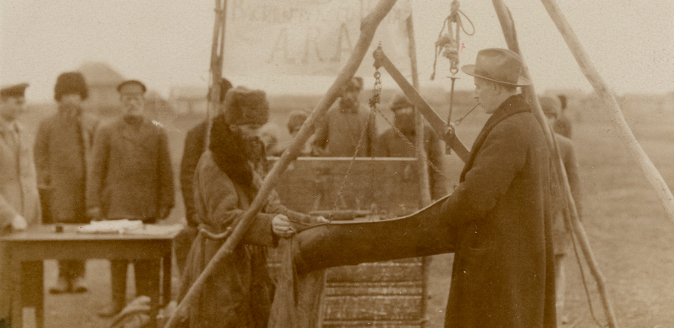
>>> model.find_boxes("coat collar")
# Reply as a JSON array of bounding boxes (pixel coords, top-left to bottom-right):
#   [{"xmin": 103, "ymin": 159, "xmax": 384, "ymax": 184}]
[{"xmin": 460, "ymin": 94, "xmax": 530, "ymax": 182}]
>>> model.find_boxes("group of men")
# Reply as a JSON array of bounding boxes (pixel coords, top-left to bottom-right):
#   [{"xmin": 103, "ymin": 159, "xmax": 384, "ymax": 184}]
[
  {"xmin": 0, "ymin": 46, "xmax": 581, "ymax": 327},
  {"xmin": 0, "ymin": 73, "xmax": 175, "ymax": 322}
]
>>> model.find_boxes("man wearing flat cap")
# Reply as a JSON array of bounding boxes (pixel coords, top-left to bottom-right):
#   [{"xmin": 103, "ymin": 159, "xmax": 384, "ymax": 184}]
[
  {"xmin": 439, "ymin": 48, "xmax": 556, "ymax": 327},
  {"xmin": 312, "ymin": 76, "xmax": 376, "ymax": 157},
  {"xmin": 376, "ymin": 95, "xmax": 447, "ymax": 200},
  {"xmin": 34, "ymin": 72, "xmax": 99, "ymax": 294},
  {"xmin": 87, "ymin": 79, "xmax": 175, "ymax": 316},
  {"xmin": 0, "ymin": 83, "xmax": 41, "ymax": 327},
  {"xmin": 540, "ymin": 94, "xmax": 583, "ymax": 325}
]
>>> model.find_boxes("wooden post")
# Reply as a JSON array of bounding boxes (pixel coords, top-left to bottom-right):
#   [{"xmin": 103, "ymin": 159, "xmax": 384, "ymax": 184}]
[
  {"xmin": 163, "ymin": 1, "xmax": 399, "ymax": 327},
  {"xmin": 204, "ymin": 0, "xmax": 228, "ymax": 150},
  {"xmin": 407, "ymin": 12, "xmax": 432, "ymax": 328},
  {"xmin": 539, "ymin": 0, "xmax": 674, "ymax": 222},
  {"xmin": 491, "ymin": 1, "xmax": 619, "ymax": 327}
]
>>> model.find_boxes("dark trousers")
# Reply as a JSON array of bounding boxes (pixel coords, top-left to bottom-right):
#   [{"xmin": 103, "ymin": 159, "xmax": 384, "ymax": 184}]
[
  {"xmin": 58, "ymin": 260, "xmax": 85, "ymax": 279},
  {"xmin": 109, "ymin": 259, "xmax": 160, "ymax": 310}
]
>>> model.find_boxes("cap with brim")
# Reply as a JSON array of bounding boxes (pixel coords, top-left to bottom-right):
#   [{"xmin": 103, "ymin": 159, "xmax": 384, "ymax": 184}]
[
  {"xmin": 117, "ymin": 80, "xmax": 147, "ymax": 93},
  {"xmin": 461, "ymin": 48, "xmax": 531, "ymax": 87},
  {"xmin": 0, "ymin": 83, "xmax": 29, "ymax": 98}
]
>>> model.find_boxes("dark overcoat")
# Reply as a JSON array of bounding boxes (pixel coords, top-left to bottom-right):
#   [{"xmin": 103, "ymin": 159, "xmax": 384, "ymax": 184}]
[
  {"xmin": 376, "ymin": 126, "xmax": 448, "ymax": 200},
  {"xmin": 312, "ymin": 103, "xmax": 376, "ymax": 157},
  {"xmin": 180, "ymin": 120, "xmax": 208, "ymax": 227},
  {"xmin": 440, "ymin": 95, "xmax": 557, "ymax": 328},
  {"xmin": 33, "ymin": 110, "xmax": 98, "ymax": 222},
  {"xmin": 178, "ymin": 151, "xmax": 314, "ymax": 328},
  {"xmin": 86, "ymin": 117, "xmax": 174, "ymax": 220}
]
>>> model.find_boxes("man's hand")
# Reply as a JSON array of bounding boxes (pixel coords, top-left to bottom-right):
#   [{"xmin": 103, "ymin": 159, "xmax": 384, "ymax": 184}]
[
  {"xmin": 87, "ymin": 207, "xmax": 102, "ymax": 221},
  {"xmin": 315, "ymin": 216, "xmax": 329, "ymax": 223},
  {"xmin": 11, "ymin": 215, "xmax": 28, "ymax": 231},
  {"xmin": 158, "ymin": 207, "xmax": 171, "ymax": 220},
  {"xmin": 272, "ymin": 214, "xmax": 295, "ymax": 238}
]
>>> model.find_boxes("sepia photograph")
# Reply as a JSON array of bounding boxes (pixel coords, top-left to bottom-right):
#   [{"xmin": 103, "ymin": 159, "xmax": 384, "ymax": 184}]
[{"xmin": 1, "ymin": 0, "xmax": 673, "ymax": 327}]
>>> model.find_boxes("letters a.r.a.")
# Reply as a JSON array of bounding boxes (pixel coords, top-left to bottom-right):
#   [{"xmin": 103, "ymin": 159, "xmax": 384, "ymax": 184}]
[{"xmin": 268, "ymin": 23, "xmax": 353, "ymax": 65}]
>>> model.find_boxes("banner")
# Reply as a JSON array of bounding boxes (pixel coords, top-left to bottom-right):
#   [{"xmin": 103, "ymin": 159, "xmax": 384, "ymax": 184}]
[{"xmin": 224, "ymin": 0, "xmax": 412, "ymax": 77}]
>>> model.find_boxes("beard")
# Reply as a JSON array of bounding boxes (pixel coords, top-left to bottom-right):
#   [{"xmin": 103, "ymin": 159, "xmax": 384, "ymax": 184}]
[
  {"xmin": 394, "ymin": 114, "xmax": 416, "ymax": 135},
  {"xmin": 209, "ymin": 115, "xmax": 266, "ymax": 188},
  {"xmin": 339, "ymin": 95, "xmax": 358, "ymax": 111}
]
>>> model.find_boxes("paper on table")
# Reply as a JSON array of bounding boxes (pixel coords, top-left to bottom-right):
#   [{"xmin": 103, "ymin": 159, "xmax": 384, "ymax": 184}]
[{"xmin": 77, "ymin": 219, "xmax": 143, "ymax": 234}]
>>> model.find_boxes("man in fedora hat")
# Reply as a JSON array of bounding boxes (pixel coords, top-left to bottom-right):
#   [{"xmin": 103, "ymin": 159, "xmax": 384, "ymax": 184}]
[
  {"xmin": 312, "ymin": 76, "xmax": 376, "ymax": 157},
  {"xmin": 87, "ymin": 79, "xmax": 175, "ymax": 316},
  {"xmin": 34, "ymin": 72, "xmax": 99, "ymax": 294},
  {"xmin": 439, "ymin": 48, "xmax": 556, "ymax": 327},
  {"xmin": 0, "ymin": 83, "xmax": 41, "ymax": 327}
]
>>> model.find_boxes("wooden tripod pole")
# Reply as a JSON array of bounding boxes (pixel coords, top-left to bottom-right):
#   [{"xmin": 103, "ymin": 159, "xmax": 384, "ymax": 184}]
[
  {"xmin": 539, "ymin": 0, "xmax": 674, "ymax": 222},
  {"xmin": 491, "ymin": 1, "xmax": 619, "ymax": 327},
  {"xmin": 163, "ymin": 1, "xmax": 398, "ymax": 327},
  {"xmin": 204, "ymin": 0, "xmax": 228, "ymax": 150}
]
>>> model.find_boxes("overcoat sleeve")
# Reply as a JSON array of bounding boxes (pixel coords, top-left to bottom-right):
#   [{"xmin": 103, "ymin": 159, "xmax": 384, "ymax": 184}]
[
  {"xmin": 33, "ymin": 120, "xmax": 50, "ymax": 188},
  {"xmin": 374, "ymin": 131, "xmax": 390, "ymax": 157},
  {"xmin": 157, "ymin": 128, "xmax": 175, "ymax": 211},
  {"xmin": 180, "ymin": 124, "xmax": 205, "ymax": 227},
  {"xmin": 311, "ymin": 112, "xmax": 329, "ymax": 154},
  {"xmin": 441, "ymin": 121, "xmax": 527, "ymax": 226},
  {"xmin": 86, "ymin": 125, "xmax": 110, "ymax": 210}
]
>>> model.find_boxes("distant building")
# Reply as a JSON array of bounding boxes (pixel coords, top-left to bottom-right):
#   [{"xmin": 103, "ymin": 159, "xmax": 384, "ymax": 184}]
[
  {"xmin": 78, "ymin": 62, "xmax": 173, "ymax": 117},
  {"xmin": 78, "ymin": 62, "xmax": 125, "ymax": 115},
  {"xmin": 169, "ymin": 86, "xmax": 208, "ymax": 115}
]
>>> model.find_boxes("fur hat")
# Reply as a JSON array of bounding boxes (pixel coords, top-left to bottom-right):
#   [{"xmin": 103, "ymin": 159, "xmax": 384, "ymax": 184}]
[
  {"xmin": 287, "ymin": 110, "xmax": 308, "ymax": 133},
  {"xmin": 223, "ymin": 86, "xmax": 269, "ymax": 126},
  {"xmin": 538, "ymin": 95, "xmax": 562, "ymax": 118},
  {"xmin": 0, "ymin": 83, "xmax": 29, "ymax": 99},
  {"xmin": 208, "ymin": 78, "xmax": 233, "ymax": 103},
  {"xmin": 54, "ymin": 72, "xmax": 88, "ymax": 101},
  {"xmin": 344, "ymin": 77, "xmax": 363, "ymax": 93},
  {"xmin": 390, "ymin": 94, "xmax": 413, "ymax": 112}
]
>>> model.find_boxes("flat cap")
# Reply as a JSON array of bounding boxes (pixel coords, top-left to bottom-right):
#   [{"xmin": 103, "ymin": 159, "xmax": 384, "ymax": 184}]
[
  {"xmin": 117, "ymin": 80, "xmax": 147, "ymax": 94},
  {"xmin": 0, "ymin": 83, "xmax": 29, "ymax": 98}
]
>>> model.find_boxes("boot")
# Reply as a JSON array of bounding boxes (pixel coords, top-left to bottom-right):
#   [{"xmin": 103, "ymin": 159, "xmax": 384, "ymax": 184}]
[
  {"xmin": 48, "ymin": 276, "xmax": 70, "ymax": 294},
  {"xmin": 71, "ymin": 276, "xmax": 88, "ymax": 293}
]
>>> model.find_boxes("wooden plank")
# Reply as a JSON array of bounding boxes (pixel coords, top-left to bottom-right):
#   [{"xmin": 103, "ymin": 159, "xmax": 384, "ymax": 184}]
[
  {"xmin": 326, "ymin": 262, "xmax": 423, "ymax": 283},
  {"xmin": 325, "ymin": 282, "xmax": 423, "ymax": 296},
  {"xmin": 323, "ymin": 295, "xmax": 422, "ymax": 321}
]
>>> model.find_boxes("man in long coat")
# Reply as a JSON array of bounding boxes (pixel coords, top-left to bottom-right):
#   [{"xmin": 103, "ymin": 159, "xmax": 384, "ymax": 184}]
[
  {"xmin": 312, "ymin": 77, "xmax": 376, "ymax": 157},
  {"xmin": 540, "ymin": 95, "xmax": 582, "ymax": 325},
  {"xmin": 34, "ymin": 72, "xmax": 98, "ymax": 294},
  {"xmin": 376, "ymin": 95, "xmax": 448, "ymax": 200},
  {"xmin": 178, "ymin": 87, "xmax": 324, "ymax": 328},
  {"xmin": 0, "ymin": 83, "xmax": 41, "ymax": 327},
  {"xmin": 177, "ymin": 78, "xmax": 232, "ymax": 273},
  {"xmin": 439, "ymin": 48, "xmax": 556, "ymax": 327},
  {"xmin": 87, "ymin": 80, "xmax": 175, "ymax": 316}
]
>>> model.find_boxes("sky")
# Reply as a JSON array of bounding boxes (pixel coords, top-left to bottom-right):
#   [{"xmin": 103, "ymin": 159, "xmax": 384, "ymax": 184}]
[{"xmin": 1, "ymin": 0, "xmax": 673, "ymax": 101}]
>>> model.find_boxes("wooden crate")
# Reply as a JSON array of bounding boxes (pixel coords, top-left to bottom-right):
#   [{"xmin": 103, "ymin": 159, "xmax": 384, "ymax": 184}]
[{"xmin": 269, "ymin": 157, "xmax": 427, "ymax": 327}]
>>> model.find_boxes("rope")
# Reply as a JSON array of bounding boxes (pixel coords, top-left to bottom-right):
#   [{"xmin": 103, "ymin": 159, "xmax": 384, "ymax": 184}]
[{"xmin": 431, "ymin": 0, "xmax": 476, "ymax": 80}]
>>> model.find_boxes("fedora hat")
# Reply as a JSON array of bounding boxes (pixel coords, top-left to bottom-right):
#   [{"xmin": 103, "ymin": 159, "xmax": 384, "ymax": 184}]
[{"xmin": 461, "ymin": 48, "xmax": 531, "ymax": 86}]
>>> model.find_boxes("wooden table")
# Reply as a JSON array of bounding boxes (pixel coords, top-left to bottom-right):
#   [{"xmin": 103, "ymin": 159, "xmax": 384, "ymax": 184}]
[{"xmin": 0, "ymin": 224, "xmax": 179, "ymax": 328}]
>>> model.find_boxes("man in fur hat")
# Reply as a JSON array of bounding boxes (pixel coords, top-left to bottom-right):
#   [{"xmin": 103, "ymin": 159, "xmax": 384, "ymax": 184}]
[
  {"xmin": 312, "ymin": 76, "xmax": 376, "ymax": 157},
  {"xmin": 376, "ymin": 95, "xmax": 448, "ymax": 200},
  {"xmin": 0, "ymin": 83, "xmax": 41, "ymax": 327},
  {"xmin": 178, "ymin": 86, "xmax": 325, "ymax": 328},
  {"xmin": 540, "ymin": 94, "xmax": 583, "ymax": 325},
  {"xmin": 439, "ymin": 48, "xmax": 556, "ymax": 327},
  {"xmin": 34, "ymin": 72, "xmax": 99, "ymax": 294},
  {"xmin": 87, "ymin": 79, "xmax": 175, "ymax": 316},
  {"xmin": 176, "ymin": 78, "xmax": 233, "ymax": 274}
]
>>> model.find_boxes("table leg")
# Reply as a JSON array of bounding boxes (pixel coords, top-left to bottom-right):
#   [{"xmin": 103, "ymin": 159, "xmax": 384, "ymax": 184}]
[
  {"xmin": 162, "ymin": 251, "xmax": 172, "ymax": 306},
  {"xmin": 22, "ymin": 261, "xmax": 43, "ymax": 328},
  {"xmin": 10, "ymin": 259, "xmax": 21, "ymax": 328}
]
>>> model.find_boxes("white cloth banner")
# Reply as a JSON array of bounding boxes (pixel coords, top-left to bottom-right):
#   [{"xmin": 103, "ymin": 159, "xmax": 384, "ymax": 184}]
[{"xmin": 224, "ymin": 0, "xmax": 412, "ymax": 77}]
